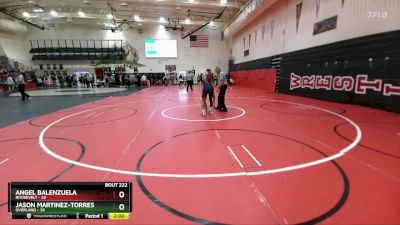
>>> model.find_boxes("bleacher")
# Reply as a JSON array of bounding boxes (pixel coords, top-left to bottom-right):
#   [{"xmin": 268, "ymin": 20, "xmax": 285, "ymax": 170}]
[{"xmin": 30, "ymin": 39, "xmax": 125, "ymax": 61}]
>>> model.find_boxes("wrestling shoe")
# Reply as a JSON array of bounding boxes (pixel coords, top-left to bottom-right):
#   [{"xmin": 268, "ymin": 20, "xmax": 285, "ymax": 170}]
[{"xmin": 201, "ymin": 109, "xmax": 207, "ymax": 117}]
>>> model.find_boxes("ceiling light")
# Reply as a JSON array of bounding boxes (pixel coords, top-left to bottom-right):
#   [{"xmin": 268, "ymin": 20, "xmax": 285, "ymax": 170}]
[
  {"xmin": 138, "ymin": 23, "xmax": 142, "ymax": 26},
  {"xmin": 33, "ymin": 8, "xmax": 43, "ymax": 12},
  {"xmin": 185, "ymin": 18, "xmax": 190, "ymax": 24},
  {"xmin": 159, "ymin": 17, "xmax": 165, "ymax": 23},
  {"xmin": 120, "ymin": 2, "xmax": 128, "ymax": 7},
  {"xmin": 78, "ymin": 11, "xmax": 85, "ymax": 17},
  {"xmin": 28, "ymin": 0, "xmax": 35, "ymax": 4},
  {"xmin": 106, "ymin": 13, "xmax": 113, "ymax": 19},
  {"xmin": 22, "ymin": 11, "xmax": 30, "ymax": 17},
  {"xmin": 133, "ymin": 15, "xmax": 140, "ymax": 21},
  {"xmin": 50, "ymin": 10, "xmax": 58, "ymax": 16},
  {"xmin": 188, "ymin": 0, "xmax": 195, "ymax": 2},
  {"xmin": 82, "ymin": 0, "xmax": 91, "ymax": 4},
  {"xmin": 209, "ymin": 21, "xmax": 214, "ymax": 26},
  {"xmin": 220, "ymin": 0, "xmax": 227, "ymax": 5},
  {"xmin": 67, "ymin": 17, "xmax": 72, "ymax": 22}
]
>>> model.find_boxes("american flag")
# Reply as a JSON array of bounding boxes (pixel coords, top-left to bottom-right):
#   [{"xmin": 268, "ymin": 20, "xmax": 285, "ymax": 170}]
[{"xmin": 190, "ymin": 35, "xmax": 209, "ymax": 48}]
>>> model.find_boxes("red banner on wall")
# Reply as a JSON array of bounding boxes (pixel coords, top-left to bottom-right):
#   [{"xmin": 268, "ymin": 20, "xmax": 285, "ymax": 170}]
[
  {"xmin": 231, "ymin": 68, "xmax": 276, "ymax": 92},
  {"xmin": 296, "ymin": 2, "xmax": 303, "ymax": 33},
  {"xmin": 271, "ymin": 20, "xmax": 274, "ymax": 39},
  {"xmin": 316, "ymin": 0, "xmax": 321, "ymax": 18}
]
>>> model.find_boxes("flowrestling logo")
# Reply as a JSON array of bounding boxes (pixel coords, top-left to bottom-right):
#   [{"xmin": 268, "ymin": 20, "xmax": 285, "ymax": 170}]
[{"xmin": 290, "ymin": 73, "xmax": 400, "ymax": 96}]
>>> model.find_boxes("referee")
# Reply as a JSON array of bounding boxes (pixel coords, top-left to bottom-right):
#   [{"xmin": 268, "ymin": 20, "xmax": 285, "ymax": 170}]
[
  {"xmin": 186, "ymin": 72, "xmax": 193, "ymax": 91},
  {"xmin": 17, "ymin": 73, "xmax": 31, "ymax": 101},
  {"xmin": 215, "ymin": 67, "xmax": 228, "ymax": 112}
]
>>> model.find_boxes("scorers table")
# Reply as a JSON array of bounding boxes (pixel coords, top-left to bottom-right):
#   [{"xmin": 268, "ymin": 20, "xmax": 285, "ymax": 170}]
[{"xmin": 8, "ymin": 182, "xmax": 132, "ymax": 220}]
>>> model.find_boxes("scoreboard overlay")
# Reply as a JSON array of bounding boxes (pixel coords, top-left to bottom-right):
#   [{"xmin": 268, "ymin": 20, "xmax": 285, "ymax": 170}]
[{"xmin": 8, "ymin": 182, "xmax": 132, "ymax": 220}]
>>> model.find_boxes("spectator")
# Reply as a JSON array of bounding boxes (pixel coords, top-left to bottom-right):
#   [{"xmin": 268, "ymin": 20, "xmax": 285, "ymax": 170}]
[
  {"xmin": 90, "ymin": 74, "xmax": 95, "ymax": 87},
  {"xmin": 104, "ymin": 74, "xmax": 109, "ymax": 87},
  {"xmin": 51, "ymin": 74, "xmax": 57, "ymax": 88},
  {"xmin": 37, "ymin": 77, "xmax": 43, "ymax": 87},
  {"xmin": 87, "ymin": 74, "xmax": 93, "ymax": 88},
  {"xmin": 140, "ymin": 74, "xmax": 148, "ymax": 86},
  {"xmin": 178, "ymin": 74, "xmax": 184, "ymax": 86},
  {"xmin": 66, "ymin": 75, "xmax": 72, "ymax": 88},
  {"xmin": 73, "ymin": 75, "xmax": 77, "ymax": 87},
  {"xmin": 129, "ymin": 74, "xmax": 135, "ymax": 87},
  {"xmin": 110, "ymin": 75, "xmax": 115, "ymax": 86},
  {"xmin": 162, "ymin": 74, "xmax": 168, "ymax": 86},
  {"xmin": 57, "ymin": 73, "xmax": 64, "ymax": 88},
  {"xmin": 7, "ymin": 74, "xmax": 15, "ymax": 93},
  {"xmin": 197, "ymin": 74, "xmax": 203, "ymax": 86},
  {"xmin": 121, "ymin": 73, "xmax": 126, "ymax": 86},
  {"xmin": 79, "ymin": 76, "xmax": 83, "ymax": 87}
]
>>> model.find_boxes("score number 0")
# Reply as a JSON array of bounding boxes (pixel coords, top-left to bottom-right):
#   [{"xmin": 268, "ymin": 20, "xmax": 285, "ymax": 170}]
[{"xmin": 118, "ymin": 191, "xmax": 125, "ymax": 211}]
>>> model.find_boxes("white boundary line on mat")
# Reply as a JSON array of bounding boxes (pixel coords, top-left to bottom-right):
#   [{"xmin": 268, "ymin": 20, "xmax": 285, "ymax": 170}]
[
  {"xmin": 39, "ymin": 97, "xmax": 362, "ymax": 178},
  {"xmin": 161, "ymin": 105, "xmax": 246, "ymax": 122}
]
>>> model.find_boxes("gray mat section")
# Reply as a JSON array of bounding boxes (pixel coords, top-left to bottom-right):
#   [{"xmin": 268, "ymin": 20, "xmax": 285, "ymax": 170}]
[{"xmin": 0, "ymin": 87, "xmax": 144, "ymax": 128}]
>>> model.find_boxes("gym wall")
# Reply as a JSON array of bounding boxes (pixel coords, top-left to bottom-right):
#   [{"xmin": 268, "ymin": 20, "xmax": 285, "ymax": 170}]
[
  {"xmin": 229, "ymin": 0, "xmax": 400, "ymax": 112},
  {"xmin": 6, "ymin": 24, "xmax": 229, "ymax": 74}
]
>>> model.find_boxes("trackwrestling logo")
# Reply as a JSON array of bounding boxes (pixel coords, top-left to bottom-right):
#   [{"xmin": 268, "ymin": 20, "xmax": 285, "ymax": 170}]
[{"xmin": 289, "ymin": 73, "xmax": 400, "ymax": 96}]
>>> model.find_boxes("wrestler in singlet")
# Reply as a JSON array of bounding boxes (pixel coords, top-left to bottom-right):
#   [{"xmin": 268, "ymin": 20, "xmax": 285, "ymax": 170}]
[{"xmin": 201, "ymin": 69, "xmax": 215, "ymax": 117}]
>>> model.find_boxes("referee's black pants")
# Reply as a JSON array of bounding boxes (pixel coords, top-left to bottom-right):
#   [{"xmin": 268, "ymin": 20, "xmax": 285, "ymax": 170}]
[
  {"xmin": 186, "ymin": 80, "xmax": 193, "ymax": 91},
  {"xmin": 217, "ymin": 84, "xmax": 227, "ymax": 111},
  {"xmin": 18, "ymin": 84, "xmax": 30, "ymax": 100}
]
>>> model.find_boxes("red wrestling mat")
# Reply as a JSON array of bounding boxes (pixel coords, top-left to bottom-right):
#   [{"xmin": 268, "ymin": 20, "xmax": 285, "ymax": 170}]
[{"xmin": 0, "ymin": 85, "xmax": 399, "ymax": 224}]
